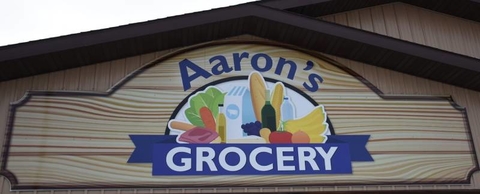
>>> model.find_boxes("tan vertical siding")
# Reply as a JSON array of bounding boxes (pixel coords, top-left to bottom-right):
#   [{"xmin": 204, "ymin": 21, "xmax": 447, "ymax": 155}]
[
  {"xmin": 31, "ymin": 74, "xmax": 50, "ymax": 91},
  {"xmin": 109, "ymin": 58, "xmax": 126, "ymax": 88},
  {"xmin": 125, "ymin": 55, "xmax": 142, "ymax": 75},
  {"xmin": 47, "ymin": 71, "xmax": 65, "ymax": 90},
  {"xmin": 79, "ymin": 65, "xmax": 97, "ymax": 91},
  {"xmin": 0, "ymin": 35, "xmax": 479, "ymax": 193},
  {"xmin": 94, "ymin": 61, "xmax": 112, "ymax": 92},
  {"xmin": 64, "ymin": 68, "xmax": 81, "ymax": 90},
  {"xmin": 319, "ymin": 2, "xmax": 480, "ymax": 59}
]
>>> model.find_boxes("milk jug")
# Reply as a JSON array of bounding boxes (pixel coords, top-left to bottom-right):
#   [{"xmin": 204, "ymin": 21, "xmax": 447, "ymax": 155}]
[
  {"xmin": 223, "ymin": 86, "xmax": 255, "ymax": 139},
  {"xmin": 281, "ymin": 96, "xmax": 295, "ymax": 121}
]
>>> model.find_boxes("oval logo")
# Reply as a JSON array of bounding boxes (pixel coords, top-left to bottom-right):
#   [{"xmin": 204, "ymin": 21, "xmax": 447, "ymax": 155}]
[{"xmin": 226, "ymin": 104, "xmax": 240, "ymax": 119}]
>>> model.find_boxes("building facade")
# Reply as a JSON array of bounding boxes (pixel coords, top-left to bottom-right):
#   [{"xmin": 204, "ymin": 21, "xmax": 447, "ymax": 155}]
[{"xmin": 0, "ymin": 0, "xmax": 479, "ymax": 193}]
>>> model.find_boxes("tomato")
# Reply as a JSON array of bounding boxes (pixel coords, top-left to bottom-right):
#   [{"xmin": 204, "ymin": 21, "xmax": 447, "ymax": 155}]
[{"xmin": 269, "ymin": 131, "xmax": 292, "ymax": 144}]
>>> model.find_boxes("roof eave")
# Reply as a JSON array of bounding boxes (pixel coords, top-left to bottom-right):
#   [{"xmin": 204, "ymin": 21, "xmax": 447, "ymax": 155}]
[{"xmin": 0, "ymin": 1, "xmax": 479, "ymax": 92}]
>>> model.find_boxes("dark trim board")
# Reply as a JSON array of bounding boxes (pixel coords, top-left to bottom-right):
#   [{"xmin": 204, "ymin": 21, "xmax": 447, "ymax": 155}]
[{"xmin": 0, "ymin": 0, "xmax": 480, "ymax": 92}]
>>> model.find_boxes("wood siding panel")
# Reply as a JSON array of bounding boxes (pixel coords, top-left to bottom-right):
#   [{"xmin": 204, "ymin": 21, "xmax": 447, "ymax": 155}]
[
  {"xmin": 321, "ymin": 15, "xmax": 335, "ymax": 23},
  {"xmin": 31, "ymin": 74, "xmax": 49, "ymax": 91},
  {"xmin": 382, "ymin": 4, "xmax": 400, "ymax": 39},
  {"xmin": 0, "ymin": 81, "xmax": 12, "ymax": 161},
  {"xmin": 358, "ymin": 9, "xmax": 374, "ymax": 32},
  {"xmin": 124, "ymin": 55, "xmax": 142, "ymax": 78},
  {"xmin": 13, "ymin": 77, "xmax": 32, "ymax": 102},
  {"xmin": 369, "ymin": 5, "xmax": 387, "ymax": 35},
  {"xmin": 78, "ymin": 65, "xmax": 96, "ymax": 91},
  {"xmin": 334, "ymin": 13, "xmax": 348, "ymax": 26},
  {"xmin": 0, "ymin": 35, "xmax": 479, "ymax": 192},
  {"xmin": 63, "ymin": 68, "xmax": 81, "ymax": 91},
  {"xmin": 94, "ymin": 61, "xmax": 112, "ymax": 92},
  {"xmin": 346, "ymin": 11, "xmax": 361, "ymax": 29},
  {"xmin": 404, "ymin": 4, "xmax": 426, "ymax": 45},
  {"xmin": 393, "ymin": 3, "xmax": 413, "ymax": 42},
  {"xmin": 47, "ymin": 71, "xmax": 65, "ymax": 91},
  {"xmin": 0, "ymin": 80, "xmax": 17, "ymax": 194},
  {"xmin": 319, "ymin": 2, "xmax": 480, "ymax": 59},
  {"xmin": 109, "ymin": 58, "xmax": 126, "ymax": 88}
]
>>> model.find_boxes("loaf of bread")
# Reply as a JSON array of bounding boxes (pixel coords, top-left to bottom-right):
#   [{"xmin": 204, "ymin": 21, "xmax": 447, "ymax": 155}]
[{"xmin": 249, "ymin": 72, "xmax": 267, "ymax": 121}]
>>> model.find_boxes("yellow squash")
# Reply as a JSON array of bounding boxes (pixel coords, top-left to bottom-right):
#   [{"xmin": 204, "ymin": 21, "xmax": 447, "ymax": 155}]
[
  {"xmin": 283, "ymin": 106, "xmax": 328, "ymax": 143},
  {"xmin": 270, "ymin": 83, "xmax": 284, "ymax": 127}
]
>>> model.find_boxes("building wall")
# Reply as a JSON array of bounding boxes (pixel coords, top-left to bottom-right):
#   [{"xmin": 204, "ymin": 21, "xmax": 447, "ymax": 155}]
[
  {"xmin": 0, "ymin": 34, "xmax": 479, "ymax": 193},
  {"xmin": 319, "ymin": 2, "xmax": 480, "ymax": 59}
]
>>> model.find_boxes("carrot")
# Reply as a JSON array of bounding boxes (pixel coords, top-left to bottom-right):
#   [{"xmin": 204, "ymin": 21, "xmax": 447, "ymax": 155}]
[
  {"xmin": 199, "ymin": 106, "xmax": 216, "ymax": 131},
  {"xmin": 169, "ymin": 120, "xmax": 196, "ymax": 131}
]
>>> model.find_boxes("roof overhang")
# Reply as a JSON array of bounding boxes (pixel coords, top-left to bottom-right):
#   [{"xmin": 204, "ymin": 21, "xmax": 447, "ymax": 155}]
[
  {"xmin": 1, "ymin": 1, "xmax": 480, "ymax": 91},
  {"xmin": 263, "ymin": 0, "xmax": 480, "ymax": 23}
]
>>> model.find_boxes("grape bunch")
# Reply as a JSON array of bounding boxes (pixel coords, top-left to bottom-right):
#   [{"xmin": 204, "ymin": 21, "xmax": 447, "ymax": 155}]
[{"xmin": 241, "ymin": 121, "xmax": 262, "ymax": 136}]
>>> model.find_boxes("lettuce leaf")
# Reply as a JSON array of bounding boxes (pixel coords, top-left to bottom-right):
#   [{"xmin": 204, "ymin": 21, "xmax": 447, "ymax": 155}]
[
  {"xmin": 185, "ymin": 107, "xmax": 204, "ymax": 127},
  {"xmin": 185, "ymin": 87, "xmax": 225, "ymax": 127}
]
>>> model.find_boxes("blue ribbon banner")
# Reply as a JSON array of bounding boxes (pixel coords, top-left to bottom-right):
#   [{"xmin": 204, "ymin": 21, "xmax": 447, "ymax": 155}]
[{"xmin": 128, "ymin": 135, "xmax": 373, "ymax": 176}]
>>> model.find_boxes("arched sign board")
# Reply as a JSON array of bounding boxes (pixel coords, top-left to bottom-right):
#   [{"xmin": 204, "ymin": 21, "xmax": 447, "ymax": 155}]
[{"xmin": 1, "ymin": 42, "xmax": 478, "ymax": 190}]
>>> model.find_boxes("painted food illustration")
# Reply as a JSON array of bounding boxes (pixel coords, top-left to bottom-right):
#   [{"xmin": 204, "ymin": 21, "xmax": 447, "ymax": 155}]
[{"xmin": 167, "ymin": 71, "xmax": 329, "ymax": 144}]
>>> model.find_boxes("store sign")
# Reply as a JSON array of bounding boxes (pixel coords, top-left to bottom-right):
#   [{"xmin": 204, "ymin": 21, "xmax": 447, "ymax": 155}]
[
  {"xmin": 128, "ymin": 70, "xmax": 373, "ymax": 175},
  {"xmin": 2, "ymin": 43, "xmax": 477, "ymax": 190}
]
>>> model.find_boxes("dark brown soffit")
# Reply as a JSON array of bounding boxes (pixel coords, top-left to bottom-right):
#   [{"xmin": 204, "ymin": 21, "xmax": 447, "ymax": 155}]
[
  {"xmin": 262, "ymin": 0, "xmax": 480, "ymax": 23},
  {"xmin": 0, "ymin": 1, "xmax": 479, "ymax": 92}
]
